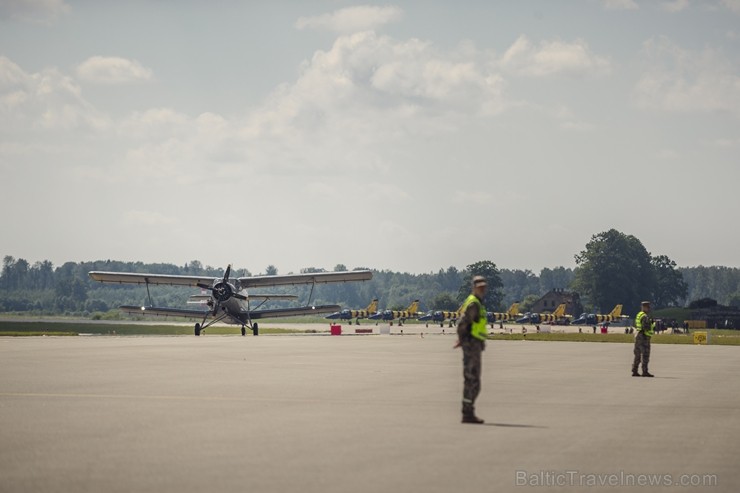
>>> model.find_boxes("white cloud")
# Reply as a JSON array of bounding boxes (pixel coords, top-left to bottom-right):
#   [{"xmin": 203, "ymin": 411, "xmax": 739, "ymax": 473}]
[
  {"xmin": 119, "ymin": 108, "xmax": 191, "ymax": 138},
  {"xmin": 721, "ymin": 0, "xmax": 740, "ymax": 13},
  {"xmin": 0, "ymin": 56, "xmax": 108, "ymax": 130},
  {"xmin": 0, "ymin": 0, "xmax": 69, "ymax": 24},
  {"xmin": 634, "ymin": 37, "xmax": 740, "ymax": 115},
  {"xmin": 706, "ymin": 137, "xmax": 740, "ymax": 148},
  {"xmin": 295, "ymin": 5, "xmax": 403, "ymax": 33},
  {"xmin": 661, "ymin": 0, "xmax": 689, "ymax": 12},
  {"xmin": 603, "ymin": 0, "xmax": 639, "ymax": 10},
  {"xmin": 109, "ymin": 30, "xmax": 613, "ymax": 189},
  {"xmin": 235, "ymin": 31, "xmax": 509, "ymax": 177},
  {"xmin": 76, "ymin": 56, "xmax": 153, "ymax": 84},
  {"xmin": 500, "ymin": 35, "xmax": 611, "ymax": 77}
]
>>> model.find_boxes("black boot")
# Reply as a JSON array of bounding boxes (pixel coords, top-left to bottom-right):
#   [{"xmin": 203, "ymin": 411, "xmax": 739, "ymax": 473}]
[
  {"xmin": 462, "ymin": 403, "xmax": 484, "ymax": 424},
  {"xmin": 642, "ymin": 366, "xmax": 654, "ymax": 377}
]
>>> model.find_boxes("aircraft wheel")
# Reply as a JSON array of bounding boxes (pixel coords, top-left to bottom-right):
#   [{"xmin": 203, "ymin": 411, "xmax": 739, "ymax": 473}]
[
  {"xmin": 252, "ymin": 323, "xmax": 259, "ymax": 336},
  {"xmin": 241, "ymin": 327, "xmax": 246, "ymax": 337},
  {"xmin": 194, "ymin": 323, "xmax": 201, "ymax": 336}
]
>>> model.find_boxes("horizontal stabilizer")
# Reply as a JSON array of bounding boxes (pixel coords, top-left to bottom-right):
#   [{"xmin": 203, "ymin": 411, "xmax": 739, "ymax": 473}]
[{"xmin": 186, "ymin": 294, "xmax": 298, "ymax": 304}]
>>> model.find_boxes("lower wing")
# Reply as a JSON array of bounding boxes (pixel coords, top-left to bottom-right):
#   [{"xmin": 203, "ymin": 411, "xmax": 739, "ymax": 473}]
[
  {"xmin": 247, "ymin": 305, "xmax": 340, "ymax": 319},
  {"xmin": 119, "ymin": 305, "xmax": 340, "ymax": 322},
  {"xmin": 120, "ymin": 306, "xmax": 211, "ymax": 320}
]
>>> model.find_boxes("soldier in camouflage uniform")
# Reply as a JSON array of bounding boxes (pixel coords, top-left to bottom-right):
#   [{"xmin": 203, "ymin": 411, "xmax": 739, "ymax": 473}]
[
  {"xmin": 455, "ymin": 276, "xmax": 489, "ymax": 424},
  {"xmin": 632, "ymin": 301, "xmax": 655, "ymax": 377}
]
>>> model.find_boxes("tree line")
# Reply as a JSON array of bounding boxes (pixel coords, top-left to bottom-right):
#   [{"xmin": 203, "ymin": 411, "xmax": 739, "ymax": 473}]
[{"xmin": 1, "ymin": 230, "xmax": 738, "ymax": 317}]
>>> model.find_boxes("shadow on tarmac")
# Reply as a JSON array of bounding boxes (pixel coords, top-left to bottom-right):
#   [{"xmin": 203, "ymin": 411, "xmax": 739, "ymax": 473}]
[{"xmin": 483, "ymin": 423, "xmax": 547, "ymax": 428}]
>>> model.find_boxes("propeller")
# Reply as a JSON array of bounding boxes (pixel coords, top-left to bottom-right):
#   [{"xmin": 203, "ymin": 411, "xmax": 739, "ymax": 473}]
[{"xmin": 198, "ymin": 265, "xmax": 248, "ymax": 313}]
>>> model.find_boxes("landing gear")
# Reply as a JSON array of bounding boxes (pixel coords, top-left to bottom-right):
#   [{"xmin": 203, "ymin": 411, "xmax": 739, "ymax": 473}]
[
  {"xmin": 252, "ymin": 323, "xmax": 259, "ymax": 336},
  {"xmin": 194, "ymin": 323, "xmax": 201, "ymax": 336},
  {"xmin": 241, "ymin": 326, "xmax": 246, "ymax": 337}
]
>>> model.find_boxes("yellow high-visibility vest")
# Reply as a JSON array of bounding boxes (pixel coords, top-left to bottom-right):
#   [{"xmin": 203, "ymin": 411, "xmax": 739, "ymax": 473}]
[
  {"xmin": 462, "ymin": 294, "xmax": 488, "ymax": 341},
  {"xmin": 636, "ymin": 311, "xmax": 653, "ymax": 337}
]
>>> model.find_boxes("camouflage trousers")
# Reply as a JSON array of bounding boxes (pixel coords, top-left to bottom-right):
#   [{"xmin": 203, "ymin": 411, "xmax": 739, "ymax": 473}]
[
  {"xmin": 632, "ymin": 332, "xmax": 651, "ymax": 372},
  {"xmin": 461, "ymin": 338, "xmax": 484, "ymax": 414}
]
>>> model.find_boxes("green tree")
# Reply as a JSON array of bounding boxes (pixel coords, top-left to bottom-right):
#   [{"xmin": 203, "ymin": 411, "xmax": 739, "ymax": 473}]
[
  {"xmin": 457, "ymin": 260, "xmax": 504, "ymax": 311},
  {"xmin": 431, "ymin": 292, "xmax": 459, "ymax": 311},
  {"xmin": 519, "ymin": 294, "xmax": 540, "ymax": 313},
  {"xmin": 651, "ymin": 255, "xmax": 688, "ymax": 308},
  {"xmin": 572, "ymin": 229, "xmax": 654, "ymax": 314},
  {"xmin": 727, "ymin": 292, "xmax": 740, "ymax": 308}
]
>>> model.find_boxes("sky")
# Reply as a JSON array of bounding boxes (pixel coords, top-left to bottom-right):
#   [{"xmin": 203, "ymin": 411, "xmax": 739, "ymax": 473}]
[{"xmin": 1, "ymin": 0, "xmax": 739, "ymax": 274}]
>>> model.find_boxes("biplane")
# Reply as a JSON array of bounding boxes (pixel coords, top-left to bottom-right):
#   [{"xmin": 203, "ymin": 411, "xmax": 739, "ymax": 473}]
[{"xmin": 88, "ymin": 266, "xmax": 372, "ymax": 336}]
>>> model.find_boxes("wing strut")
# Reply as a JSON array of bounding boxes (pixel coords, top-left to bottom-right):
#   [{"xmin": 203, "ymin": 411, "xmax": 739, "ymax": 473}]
[
  {"xmin": 307, "ymin": 279, "xmax": 316, "ymax": 307},
  {"xmin": 145, "ymin": 278, "xmax": 153, "ymax": 306}
]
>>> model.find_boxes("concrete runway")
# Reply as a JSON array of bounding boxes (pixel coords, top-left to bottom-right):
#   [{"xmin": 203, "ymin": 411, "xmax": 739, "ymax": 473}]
[{"xmin": 1, "ymin": 335, "xmax": 738, "ymax": 493}]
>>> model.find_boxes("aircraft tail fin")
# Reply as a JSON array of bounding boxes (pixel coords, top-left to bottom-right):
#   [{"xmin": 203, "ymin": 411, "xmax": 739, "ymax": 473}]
[
  {"xmin": 366, "ymin": 298, "xmax": 379, "ymax": 314},
  {"xmin": 609, "ymin": 304, "xmax": 623, "ymax": 318},
  {"xmin": 407, "ymin": 300, "xmax": 420, "ymax": 314},
  {"xmin": 507, "ymin": 303, "xmax": 520, "ymax": 317},
  {"xmin": 552, "ymin": 303, "xmax": 566, "ymax": 318}
]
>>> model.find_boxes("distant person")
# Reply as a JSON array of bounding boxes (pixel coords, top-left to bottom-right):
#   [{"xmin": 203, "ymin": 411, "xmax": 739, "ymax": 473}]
[
  {"xmin": 454, "ymin": 275, "xmax": 488, "ymax": 424},
  {"xmin": 632, "ymin": 301, "xmax": 655, "ymax": 377}
]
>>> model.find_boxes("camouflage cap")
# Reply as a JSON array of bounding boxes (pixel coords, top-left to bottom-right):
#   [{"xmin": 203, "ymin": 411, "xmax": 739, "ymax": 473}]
[{"xmin": 472, "ymin": 275, "xmax": 487, "ymax": 287}]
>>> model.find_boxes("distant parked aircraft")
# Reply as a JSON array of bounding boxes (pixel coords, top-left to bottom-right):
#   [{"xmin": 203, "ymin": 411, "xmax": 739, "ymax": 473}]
[
  {"xmin": 325, "ymin": 299, "xmax": 379, "ymax": 325},
  {"xmin": 487, "ymin": 303, "xmax": 521, "ymax": 326},
  {"xmin": 370, "ymin": 300, "xmax": 421, "ymax": 326},
  {"xmin": 515, "ymin": 303, "xmax": 570, "ymax": 325},
  {"xmin": 571, "ymin": 305, "xmax": 624, "ymax": 326},
  {"xmin": 418, "ymin": 303, "xmax": 464, "ymax": 328}
]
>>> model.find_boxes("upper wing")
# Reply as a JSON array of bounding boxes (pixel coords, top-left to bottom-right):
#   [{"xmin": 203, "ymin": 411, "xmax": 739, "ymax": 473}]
[
  {"xmin": 238, "ymin": 270, "xmax": 372, "ymax": 288},
  {"xmin": 89, "ymin": 271, "xmax": 215, "ymax": 287},
  {"xmin": 89, "ymin": 270, "xmax": 372, "ymax": 288}
]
